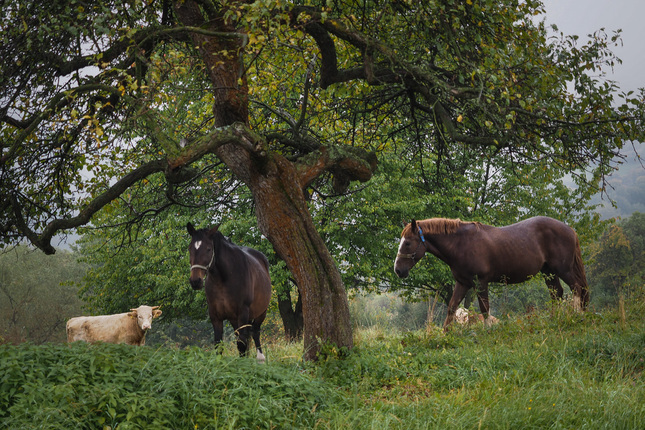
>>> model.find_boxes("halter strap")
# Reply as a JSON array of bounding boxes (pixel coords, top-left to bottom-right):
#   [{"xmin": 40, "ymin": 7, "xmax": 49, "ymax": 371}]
[
  {"xmin": 191, "ymin": 248, "xmax": 215, "ymax": 272},
  {"xmin": 397, "ymin": 226, "xmax": 427, "ymax": 259},
  {"xmin": 396, "ymin": 252, "xmax": 416, "ymax": 259}
]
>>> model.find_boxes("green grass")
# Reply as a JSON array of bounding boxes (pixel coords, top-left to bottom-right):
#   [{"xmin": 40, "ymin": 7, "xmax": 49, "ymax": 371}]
[{"xmin": 2, "ymin": 300, "xmax": 644, "ymax": 429}]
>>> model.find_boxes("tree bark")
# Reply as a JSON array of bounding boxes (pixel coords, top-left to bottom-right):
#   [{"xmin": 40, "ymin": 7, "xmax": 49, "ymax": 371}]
[{"xmin": 252, "ymin": 153, "xmax": 353, "ymax": 359}]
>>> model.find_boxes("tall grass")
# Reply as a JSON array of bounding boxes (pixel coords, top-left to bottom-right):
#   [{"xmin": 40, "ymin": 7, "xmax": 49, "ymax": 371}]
[{"xmin": 2, "ymin": 299, "xmax": 644, "ymax": 429}]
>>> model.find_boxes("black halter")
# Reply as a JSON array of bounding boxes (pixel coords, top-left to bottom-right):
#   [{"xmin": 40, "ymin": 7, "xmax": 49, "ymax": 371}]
[{"xmin": 397, "ymin": 226, "xmax": 427, "ymax": 260}]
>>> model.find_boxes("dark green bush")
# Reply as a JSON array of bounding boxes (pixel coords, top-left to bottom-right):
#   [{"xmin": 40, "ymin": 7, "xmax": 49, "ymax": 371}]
[{"xmin": 0, "ymin": 343, "xmax": 338, "ymax": 429}]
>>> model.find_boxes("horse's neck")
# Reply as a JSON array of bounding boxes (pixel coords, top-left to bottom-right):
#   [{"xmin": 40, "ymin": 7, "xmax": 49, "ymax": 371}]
[
  {"xmin": 425, "ymin": 233, "xmax": 459, "ymax": 263},
  {"xmin": 211, "ymin": 235, "xmax": 230, "ymax": 272},
  {"xmin": 212, "ymin": 236, "xmax": 241, "ymax": 273}
]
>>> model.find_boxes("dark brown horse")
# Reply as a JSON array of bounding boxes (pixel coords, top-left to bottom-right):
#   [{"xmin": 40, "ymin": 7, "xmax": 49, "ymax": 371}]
[
  {"xmin": 187, "ymin": 223, "xmax": 272, "ymax": 361},
  {"xmin": 394, "ymin": 216, "xmax": 589, "ymax": 329}
]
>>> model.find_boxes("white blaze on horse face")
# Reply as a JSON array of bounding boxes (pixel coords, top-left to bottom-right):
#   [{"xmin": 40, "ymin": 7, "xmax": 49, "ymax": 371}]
[
  {"xmin": 396, "ymin": 237, "xmax": 406, "ymax": 257},
  {"xmin": 394, "ymin": 237, "xmax": 406, "ymax": 271},
  {"xmin": 194, "ymin": 240, "xmax": 202, "ymax": 250}
]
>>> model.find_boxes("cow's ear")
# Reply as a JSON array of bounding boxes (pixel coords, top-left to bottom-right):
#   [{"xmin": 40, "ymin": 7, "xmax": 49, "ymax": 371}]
[
  {"xmin": 153, "ymin": 309, "xmax": 163, "ymax": 318},
  {"xmin": 187, "ymin": 222, "xmax": 196, "ymax": 235},
  {"xmin": 129, "ymin": 309, "xmax": 138, "ymax": 318}
]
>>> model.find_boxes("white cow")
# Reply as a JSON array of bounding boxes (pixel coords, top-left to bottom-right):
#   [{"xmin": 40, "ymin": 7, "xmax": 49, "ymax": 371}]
[{"xmin": 67, "ymin": 305, "xmax": 162, "ymax": 346}]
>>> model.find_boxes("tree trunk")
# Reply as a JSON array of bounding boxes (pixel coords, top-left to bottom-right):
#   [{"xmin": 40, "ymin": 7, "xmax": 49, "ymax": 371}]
[
  {"xmin": 277, "ymin": 283, "xmax": 303, "ymax": 341},
  {"xmin": 175, "ymin": 0, "xmax": 356, "ymax": 360},
  {"xmin": 254, "ymin": 155, "xmax": 353, "ymax": 359}
]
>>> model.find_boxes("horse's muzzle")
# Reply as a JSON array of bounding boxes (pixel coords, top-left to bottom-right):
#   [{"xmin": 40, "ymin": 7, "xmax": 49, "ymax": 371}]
[
  {"xmin": 189, "ymin": 277, "xmax": 204, "ymax": 290},
  {"xmin": 394, "ymin": 260, "xmax": 410, "ymax": 278},
  {"xmin": 395, "ymin": 268, "xmax": 409, "ymax": 278}
]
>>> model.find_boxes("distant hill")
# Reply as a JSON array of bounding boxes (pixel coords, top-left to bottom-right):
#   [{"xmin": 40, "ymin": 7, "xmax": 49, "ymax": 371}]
[{"xmin": 592, "ymin": 141, "xmax": 645, "ymax": 219}]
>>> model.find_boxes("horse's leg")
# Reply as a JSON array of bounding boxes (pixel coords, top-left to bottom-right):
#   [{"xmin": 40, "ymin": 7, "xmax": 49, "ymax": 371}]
[
  {"xmin": 443, "ymin": 282, "xmax": 470, "ymax": 331},
  {"xmin": 233, "ymin": 308, "xmax": 251, "ymax": 357},
  {"xmin": 252, "ymin": 310, "xmax": 268, "ymax": 363},
  {"xmin": 559, "ymin": 273, "xmax": 589, "ymax": 312},
  {"xmin": 544, "ymin": 272, "xmax": 564, "ymax": 302},
  {"xmin": 475, "ymin": 282, "xmax": 493, "ymax": 327},
  {"xmin": 210, "ymin": 317, "xmax": 224, "ymax": 352}
]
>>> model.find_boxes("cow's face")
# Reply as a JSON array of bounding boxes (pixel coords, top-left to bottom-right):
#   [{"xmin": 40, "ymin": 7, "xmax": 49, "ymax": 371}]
[{"xmin": 129, "ymin": 305, "xmax": 162, "ymax": 331}]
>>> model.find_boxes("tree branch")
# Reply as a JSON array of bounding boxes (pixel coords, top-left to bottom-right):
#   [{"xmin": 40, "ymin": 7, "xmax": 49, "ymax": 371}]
[
  {"xmin": 296, "ymin": 146, "xmax": 377, "ymax": 192},
  {"xmin": 8, "ymin": 123, "xmax": 253, "ymax": 254},
  {"xmin": 291, "ymin": 7, "xmax": 493, "ymax": 147}
]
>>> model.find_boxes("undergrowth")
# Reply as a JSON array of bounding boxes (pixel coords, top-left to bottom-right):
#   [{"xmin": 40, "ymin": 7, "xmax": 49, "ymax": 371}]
[{"xmin": 1, "ymin": 300, "xmax": 644, "ymax": 429}]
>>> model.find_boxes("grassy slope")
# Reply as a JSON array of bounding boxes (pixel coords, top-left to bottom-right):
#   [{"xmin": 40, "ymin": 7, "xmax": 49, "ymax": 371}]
[{"xmin": 1, "ymin": 300, "xmax": 644, "ymax": 429}]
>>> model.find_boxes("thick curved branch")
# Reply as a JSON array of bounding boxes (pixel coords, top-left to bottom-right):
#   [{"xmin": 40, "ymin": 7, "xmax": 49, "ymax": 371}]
[
  {"xmin": 291, "ymin": 7, "xmax": 491, "ymax": 147},
  {"xmin": 296, "ymin": 146, "xmax": 377, "ymax": 192}
]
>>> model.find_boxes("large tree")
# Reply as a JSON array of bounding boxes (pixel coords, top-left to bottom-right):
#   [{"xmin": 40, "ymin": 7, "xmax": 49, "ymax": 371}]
[{"xmin": 1, "ymin": 0, "xmax": 643, "ymax": 359}]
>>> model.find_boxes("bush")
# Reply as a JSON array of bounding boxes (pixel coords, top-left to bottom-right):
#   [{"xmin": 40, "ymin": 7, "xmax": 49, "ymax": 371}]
[{"xmin": 0, "ymin": 343, "xmax": 339, "ymax": 429}]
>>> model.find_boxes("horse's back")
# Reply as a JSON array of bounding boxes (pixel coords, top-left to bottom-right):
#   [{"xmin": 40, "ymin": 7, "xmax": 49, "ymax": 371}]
[
  {"xmin": 462, "ymin": 217, "xmax": 578, "ymax": 283},
  {"xmin": 499, "ymin": 216, "xmax": 575, "ymax": 243},
  {"xmin": 503, "ymin": 216, "xmax": 580, "ymax": 270}
]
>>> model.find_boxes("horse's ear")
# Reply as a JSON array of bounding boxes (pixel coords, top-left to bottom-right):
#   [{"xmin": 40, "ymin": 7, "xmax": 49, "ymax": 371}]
[
  {"xmin": 208, "ymin": 224, "xmax": 220, "ymax": 235},
  {"xmin": 187, "ymin": 222, "xmax": 196, "ymax": 235},
  {"xmin": 410, "ymin": 219, "xmax": 417, "ymax": 230}
]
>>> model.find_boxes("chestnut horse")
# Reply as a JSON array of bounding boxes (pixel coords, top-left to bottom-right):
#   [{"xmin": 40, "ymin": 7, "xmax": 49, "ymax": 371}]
[
  {"xmin": 394, "ymin": 217, "xmax": 589, "ymax": 329},
  {"xmin": 187, "ymin": 223, "xmax": 271, "ymax": 361}
]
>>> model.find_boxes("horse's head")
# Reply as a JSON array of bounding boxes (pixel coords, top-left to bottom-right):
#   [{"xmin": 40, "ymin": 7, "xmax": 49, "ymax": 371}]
[
  {"xmin": 187, "ymin": 222, "xmax": 218, "ymax": 290},
  {"xmin": 394, "ymin": 219, "xmax": 427, "ymax": 278}
]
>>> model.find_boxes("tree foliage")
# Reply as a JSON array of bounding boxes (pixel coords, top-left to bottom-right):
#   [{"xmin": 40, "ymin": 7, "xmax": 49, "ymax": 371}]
[
  {"xmin": 2, "ymin": 0, "xmax": 641, "ymax": 251},
  {"xmin": 588, "ymin": 212, "xmax": 645, "ymax": 307}
]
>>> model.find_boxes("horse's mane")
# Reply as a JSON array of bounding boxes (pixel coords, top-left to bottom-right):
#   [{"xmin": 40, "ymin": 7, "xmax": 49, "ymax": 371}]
[{"xmin": 403, "ymin": 218, "xmax": 480, "ymax": 236}]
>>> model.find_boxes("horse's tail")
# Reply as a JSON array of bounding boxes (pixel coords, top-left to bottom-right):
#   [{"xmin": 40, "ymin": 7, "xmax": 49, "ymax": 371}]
[{"xmin": 572, "ymin": 231, "xmax": 590, "ymax": 310}]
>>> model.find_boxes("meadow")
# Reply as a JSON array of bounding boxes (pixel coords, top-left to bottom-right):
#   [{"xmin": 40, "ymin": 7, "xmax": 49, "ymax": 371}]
[{"xmin": 1, "ymin": 299, "xmax": 644, "ymax": 429}]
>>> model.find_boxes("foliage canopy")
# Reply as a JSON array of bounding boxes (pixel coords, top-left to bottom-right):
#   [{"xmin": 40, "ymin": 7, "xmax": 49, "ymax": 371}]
[{"xmin": 2, "ymin": 0, "xmax": 642, "ymax": 251}]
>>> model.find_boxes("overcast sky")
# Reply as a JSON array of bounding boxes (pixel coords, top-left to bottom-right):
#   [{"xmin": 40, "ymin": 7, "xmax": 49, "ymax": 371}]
[{"xmin": 541, "ymin": 0, "xmax": 645, "ymax": 94}]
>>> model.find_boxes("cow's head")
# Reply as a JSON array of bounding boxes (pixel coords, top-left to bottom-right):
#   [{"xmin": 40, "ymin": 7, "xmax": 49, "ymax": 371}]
[{"xmin": 129, "ymin": 305, "xmax": 162, "ymax": 331}]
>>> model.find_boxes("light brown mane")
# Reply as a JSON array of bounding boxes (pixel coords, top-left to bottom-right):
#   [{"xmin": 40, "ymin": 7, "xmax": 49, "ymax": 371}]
[{"xmin": 402, "ymin": 218, "xmax": 480, "ymax": 237}]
